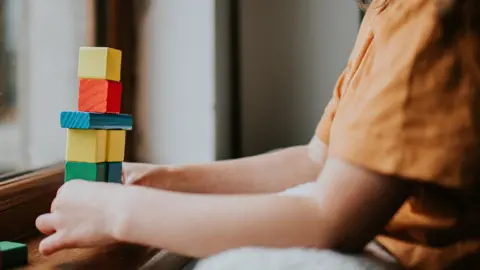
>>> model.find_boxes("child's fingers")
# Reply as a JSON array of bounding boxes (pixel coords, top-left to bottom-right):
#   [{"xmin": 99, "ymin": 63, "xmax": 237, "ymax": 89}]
[
  {"xmin": 39, "ymin": 232, "xmax": 75, "ymax": 256},
  {"xmin": 121, "ymin": 163, "xmax": 133, "ymax": 184},
  {"xmin": 38, "ymin": 233, "xmax": 61, "ymax": 256},
  {"xmin": 122, "ymin": 169, "xmax": 138, "ymax": 185},
  {"xmin": 36, "ymin": 213, "xmax": 58, "ymax": 235},
  {"xmin": 56, "ymin": 185, "xmax": 64, "ymax": 195},
  {"xmin": 122, "ymin": 170, "xmax": 140, "ymax": 185}
]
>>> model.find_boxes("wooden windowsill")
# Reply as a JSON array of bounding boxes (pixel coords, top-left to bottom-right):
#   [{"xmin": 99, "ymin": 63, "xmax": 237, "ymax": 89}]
[
  {"xmin": 0, "ymin": 165, "xmax": 64, "ymax": 241},
  {"xmin": 21, "ymin": 235, "xmax": 158, "ymax": 269},
  {"xmin": 18, "ymin": 235, "xmax": 193, "ymax": 270}
]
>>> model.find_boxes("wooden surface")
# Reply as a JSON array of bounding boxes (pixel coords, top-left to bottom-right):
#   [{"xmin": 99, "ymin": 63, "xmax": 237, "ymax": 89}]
[
  {"xmin": 66, "ymin": 129, "xmax": 107, "ymax": 163},
  {"xmin": 107, "ymin": 162, "xmax": 122, "ymax": 183},
  {"xmin": 0, "ymin": 167, "xmax": 64, "ymax": 241},
  {"xmin": 77, "ymin": 47, "xmax": 122, "ymax": 82},
  {"xmin": 64, "ymin": 162, "xmax": 107, "ymax": 182},
  {"xmin": 78, "ymin": 79, "xmax": 122, "ymax": 114},
  {"xmin": 60, "ymin": 111, "xmax": 133, "ymax": 130},
  {"xmin": 106, "ymin": 130, "xmax": 126, "ymax": 162},
  {"xmin": 20, "ymin": 236, "xmax": 160, "ymax": 270}
]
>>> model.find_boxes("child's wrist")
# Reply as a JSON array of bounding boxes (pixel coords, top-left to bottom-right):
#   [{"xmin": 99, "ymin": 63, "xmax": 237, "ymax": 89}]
[
  {"xmin": 108, "ymin": 186, "xmax": 136, "ymax": 242},
  {"xmin": 107, "ymin": 186, "xmax": 169, "ymax": 244}
]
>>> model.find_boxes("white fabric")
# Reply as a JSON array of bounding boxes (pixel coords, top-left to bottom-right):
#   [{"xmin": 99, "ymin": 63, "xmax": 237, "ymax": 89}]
[
  {"xmin": 307, "ymin": 136, "xmax": 327, "ymax": 164},
  {"xmin": 278, "ymin": 182, "xmax": 317, "ymax": 196},
  {"xmin": 193, "ymin": 247, "xmax": 401, "ymax": 270}
]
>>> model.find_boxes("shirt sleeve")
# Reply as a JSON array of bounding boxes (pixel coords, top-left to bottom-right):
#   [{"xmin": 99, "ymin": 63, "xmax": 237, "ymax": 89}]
[
  {"xmin": 328, "ymin": 0, "xmax": 480, "ymax": 188},
  {"xmin": 315, "ymin": 69, "xmax": 346, "ymax": 146}
]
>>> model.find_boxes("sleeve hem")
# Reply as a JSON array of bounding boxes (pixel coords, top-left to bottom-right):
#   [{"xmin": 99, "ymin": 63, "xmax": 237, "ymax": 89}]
[{"xmin": 328, "ymin": 130, "xmax": 463, "ymax": 188}]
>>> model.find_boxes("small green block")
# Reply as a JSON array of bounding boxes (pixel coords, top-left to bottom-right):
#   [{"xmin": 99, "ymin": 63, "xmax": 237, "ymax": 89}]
[
  {"xmin": 65, "ymin": 161, "xmax": 107, "ymax": 182},
  {"xmin": 107, "ymin": 162, "xmax": 123, "ymax": 184},
  {"xmin": 0, "ymin": 241, "xmax": 28, "ymax": 269}
]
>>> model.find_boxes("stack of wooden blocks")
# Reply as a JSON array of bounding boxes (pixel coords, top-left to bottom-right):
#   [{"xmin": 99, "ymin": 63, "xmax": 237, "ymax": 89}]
[{"xmin": 60, "ymin": 47, "xmax": 132, "ymax": 183}]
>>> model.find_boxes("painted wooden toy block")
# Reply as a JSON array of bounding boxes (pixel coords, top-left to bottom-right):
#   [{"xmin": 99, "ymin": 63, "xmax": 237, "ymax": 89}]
[
  {"xmin": 65, "ymin": 161, "xmax": 107, "ymax": 182},
  {"xmin": 78, "ymin": 79, "xmax": 123, "ymax": 113},
  {"xmin": 107, "ymin": 162, "xmax": 123, "ymax": 184},
  {"xmin": 0, "ymin": 241, "xmax": 28, "ymax": 269},
  {"xmin": 66, "ymin": 129, "xmax": 107, "ymax": 163},
  {"xmin": 106, "ymin": 130, "xmax": 126, "ymax": 162},
  {"xmin": 78, "ymin": 47, "xmax": 122, "ymax": 82},
  {"xmin": 60, "ymin": 111, "xmax": 132, "ymax": 130}
]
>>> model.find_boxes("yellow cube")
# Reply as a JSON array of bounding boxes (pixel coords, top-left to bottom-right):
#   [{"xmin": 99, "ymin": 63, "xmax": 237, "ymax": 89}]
[
  {"xmin": 106, "ymin": 130, "xmax": 126, "ymax": 162},
  {"xmin": 66, "ymin": 129, "xmax": 107, "ymax": 162},
  {"xmin": 78, "ymin": 47, "xmax": 122, "ymax": 82}
]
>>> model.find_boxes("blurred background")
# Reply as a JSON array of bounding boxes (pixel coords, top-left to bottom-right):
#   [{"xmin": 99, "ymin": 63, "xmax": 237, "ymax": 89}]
[{"xmin": 0, "ymin": 0, "xmax": 361, "ymax": 177}]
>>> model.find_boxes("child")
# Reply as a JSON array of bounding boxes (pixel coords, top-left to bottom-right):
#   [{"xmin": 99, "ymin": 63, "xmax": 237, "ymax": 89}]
[{"xmin": 35, "ymin": 0, "xmax": 480, "ymax": 269}]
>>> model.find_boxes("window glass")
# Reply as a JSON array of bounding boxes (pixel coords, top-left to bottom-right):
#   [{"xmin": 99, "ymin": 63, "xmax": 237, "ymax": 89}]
[
  {"xmin": 0, "ymin": 0, "xmax": 92, "ymax": 178},
  {"xmin": 0, "ymin": 0, "xmax": 21, "ymax": 175}
]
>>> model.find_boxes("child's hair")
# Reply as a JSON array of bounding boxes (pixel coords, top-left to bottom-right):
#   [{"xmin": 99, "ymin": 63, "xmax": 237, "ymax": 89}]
[
  {"xmin": 356, "ymin": 0, "xmax": 373, "ymax": 10},
  {"xmin": 356, "ymin": 0, "xmax": 384, "ymax": 10}
]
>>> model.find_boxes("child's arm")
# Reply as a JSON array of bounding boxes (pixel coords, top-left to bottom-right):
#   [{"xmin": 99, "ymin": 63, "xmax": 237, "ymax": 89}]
[
  {"xmin": 36, "ymin": 157, "xmax": 411, "ymax": 257},
  {"xmin": 124, "ymin": 143, "xmax": 325, "ymax": 194},
  {"xmin": 116, "ymin": 157, "xmax": 412, "ymax": 257}
]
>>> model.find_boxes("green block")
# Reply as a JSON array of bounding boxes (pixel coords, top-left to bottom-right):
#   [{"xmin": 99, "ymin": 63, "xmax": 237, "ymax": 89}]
[
  {"xmin": 65, "ymin": 161, "xmax": 107, "ymax": 182},
  {"xmin": 107, "ymin": 162, "xmax": 123, "ymax": 184},
  {"xmin": 0, "ymin": 241, "xmax": 28, "ymax": 269}
]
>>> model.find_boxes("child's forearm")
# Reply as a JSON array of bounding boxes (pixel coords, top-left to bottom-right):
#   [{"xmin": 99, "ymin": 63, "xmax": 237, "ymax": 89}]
[
  {"xmin": 112, "ymin": 186, "xmax": 326, "ymax": 258},
  {"xmin": 169, "ymin": 145, "xmax": 323, "ymax": 194}
]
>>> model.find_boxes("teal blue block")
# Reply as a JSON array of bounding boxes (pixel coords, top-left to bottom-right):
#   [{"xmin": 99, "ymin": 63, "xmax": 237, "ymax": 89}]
[
  {"xmin": 107, "ymin": 162, "xmax": 123, "ymax": 184},
  {"xmin": 0, "ymin": 241, "xmax": 28, "ymax": 269},
  {"xmin": 60, "ymin": 111, "xmax": 132, "ymax": 130}
]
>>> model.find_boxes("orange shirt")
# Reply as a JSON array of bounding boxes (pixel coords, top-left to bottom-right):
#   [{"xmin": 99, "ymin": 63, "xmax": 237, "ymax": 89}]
[{"xmin": 314, "ymin": 0, "xmax": 480, "ymax": 269}]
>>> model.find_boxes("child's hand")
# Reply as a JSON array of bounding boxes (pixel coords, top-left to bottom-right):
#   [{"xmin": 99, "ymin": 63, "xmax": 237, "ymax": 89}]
[
  {"xmin": 35, "ymin": 180, "xmax": 124, "ymax": 256},
  {"xmin": 122, "ymin": 162, "xmax": 174, "ymax": 189}
]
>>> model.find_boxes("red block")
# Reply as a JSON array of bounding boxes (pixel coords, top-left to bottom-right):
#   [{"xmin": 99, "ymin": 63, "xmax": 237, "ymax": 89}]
[{"xmin": 78, "ymin": 79, "xmax": 122, "ymax": 113}]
